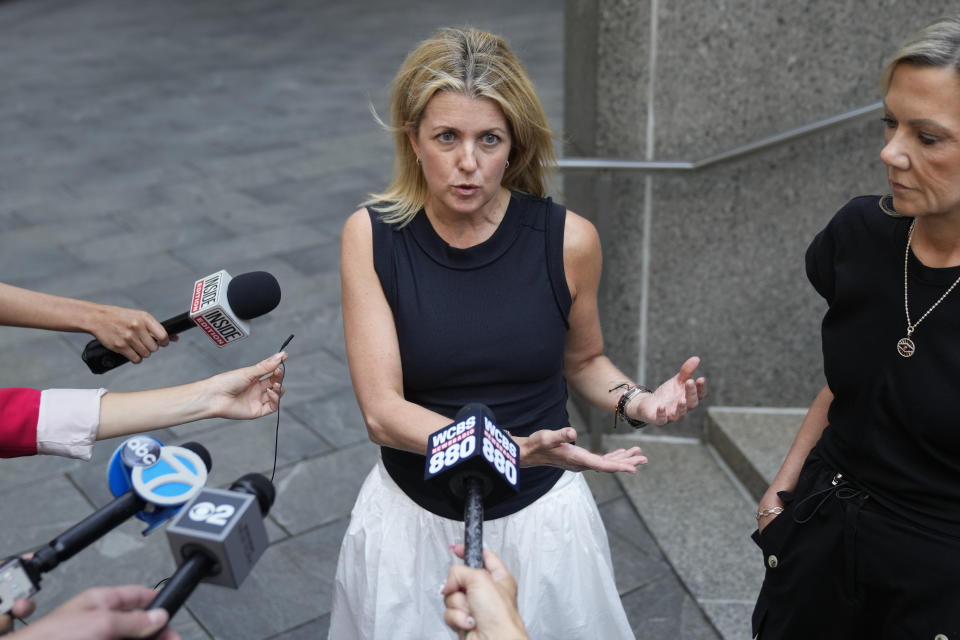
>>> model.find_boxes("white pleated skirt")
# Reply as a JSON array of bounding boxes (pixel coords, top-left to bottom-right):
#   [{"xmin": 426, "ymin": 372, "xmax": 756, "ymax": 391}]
[{"xmin": 328, "ymin": 458, "xmax": 635, "ymax": 639}]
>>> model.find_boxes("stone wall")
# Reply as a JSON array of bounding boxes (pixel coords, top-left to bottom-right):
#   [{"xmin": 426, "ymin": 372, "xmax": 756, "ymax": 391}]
[{"xmin": 564, "ymin": 1, "xmax": 957, "ymax": 436}]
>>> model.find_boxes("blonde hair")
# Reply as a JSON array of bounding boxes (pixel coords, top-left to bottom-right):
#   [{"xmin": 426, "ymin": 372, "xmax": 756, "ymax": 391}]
[
  {"xmin": 364, "ymin": 27, "xmax": 556, "ymax": 226},
  {"xmin": 881, "ymin": 15, "xmax": 960, "ymax": 93}
]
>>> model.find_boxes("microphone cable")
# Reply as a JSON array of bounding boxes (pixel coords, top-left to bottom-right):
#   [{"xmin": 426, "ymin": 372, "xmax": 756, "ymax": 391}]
[{"xmin": 269, "ymin": 334, "xmax": 294, "ymax": 484}]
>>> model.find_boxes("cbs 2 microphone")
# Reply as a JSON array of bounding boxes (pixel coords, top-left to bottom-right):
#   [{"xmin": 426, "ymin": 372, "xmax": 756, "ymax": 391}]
[
  {"xmin": 0, "ymin": 437, "xmax": 211, "ymax": 616},
  {"xmin": 146, "ymin": 473, "xmax": 275, "ymax": 622},
  {"xmin": 82, "ymin": 269, "xmax": 281, "ymax": 374},
  {"xmin": 424, "ymin": 404, "xmax": 518, "ymax": 568}
]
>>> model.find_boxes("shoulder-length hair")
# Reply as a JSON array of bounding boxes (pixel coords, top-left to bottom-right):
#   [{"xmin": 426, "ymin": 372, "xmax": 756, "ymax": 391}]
[{"xmin": 363, "ymin": 27, "xmax": 556, "ymax": 226}]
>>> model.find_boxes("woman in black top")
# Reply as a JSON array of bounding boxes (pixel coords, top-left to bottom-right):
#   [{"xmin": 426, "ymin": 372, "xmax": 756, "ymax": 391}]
[
  {"xmin": 334, "ymin": 27, "xmax": 706, "ymax": 639},
  {"xmin": 753, "ymin": 15, "xmax": 960, "ymax": 639}
]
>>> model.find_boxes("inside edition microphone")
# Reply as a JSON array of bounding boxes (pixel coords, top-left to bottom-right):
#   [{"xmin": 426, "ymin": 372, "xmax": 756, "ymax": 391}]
[
  {"xmin": 424, "ymin": 404, "xmax": 519, "ymax": 568},
  {"xmin": 82, "ymin": 270, "xmax": 281, "ymax": 374},
  {"xmin": 146, "ymin": 473, "xmax": 276, "ymax": 623},
  {"xmin": 0, "ymin": 437, "xmax": 211, "ymax": 616}
]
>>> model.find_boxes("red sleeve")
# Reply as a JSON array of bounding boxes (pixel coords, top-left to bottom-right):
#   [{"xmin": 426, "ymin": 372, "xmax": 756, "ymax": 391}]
[{"xmin": 0, "ymin": 388, "xmax": 41, "ymax": 458}]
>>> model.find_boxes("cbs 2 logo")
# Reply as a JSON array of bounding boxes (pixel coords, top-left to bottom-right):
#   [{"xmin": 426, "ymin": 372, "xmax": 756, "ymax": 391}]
[{"xmin": 188, "ymin": 501, "xmax": 236, "ymax": 526}]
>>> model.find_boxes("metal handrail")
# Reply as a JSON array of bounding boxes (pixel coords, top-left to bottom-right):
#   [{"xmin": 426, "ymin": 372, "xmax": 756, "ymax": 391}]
[{"xmin": 557, "ymin": 101, "xmax": 883, "ymax": 171}]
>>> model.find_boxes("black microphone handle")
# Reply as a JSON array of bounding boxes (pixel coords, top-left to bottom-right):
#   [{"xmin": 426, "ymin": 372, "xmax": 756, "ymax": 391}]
[
  {"xmin": 463, "ymin": 476, "xmax": 484, "ymax": 569},
  {"xmin": 81, "ymin": 312, "xmax": 195, "ymax": 375},
  {"xmin": 161, "ymin": 311, "xmax": 197, "ymax": 335},
  {"xmin": 29, "ymin": 490, "xmax": 145, "ymax": 574},
  {"xmin": 142, "ymin": 552, "xmax": 216, "ymax": 640},
  {"xmin": 148, "ymin": 551, "xmax": 215, "ymax": 615}
]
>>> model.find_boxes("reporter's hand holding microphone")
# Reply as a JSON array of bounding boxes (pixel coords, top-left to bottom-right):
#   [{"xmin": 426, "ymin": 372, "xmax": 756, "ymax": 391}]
[
  {"xmin": 442, "ymin": 546, "xmax": 529, "ymax": 640},
  {"xmin": 5, "ymin": 586, "xmax": 179, "ymax": 640}
]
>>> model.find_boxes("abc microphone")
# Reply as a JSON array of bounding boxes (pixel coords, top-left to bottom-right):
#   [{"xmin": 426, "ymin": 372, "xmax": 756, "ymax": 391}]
[
  {"xmin": 82, "ymin": 270, "xmax": 281, "ymax": 374},
  {"xmin": 0, "ymin": 437, "xmax": 211, "ymax": 616},
  {"xmin": 424, "ymin": 404, "xmax": 519, "ymax": 568},
  {"xmin": 145, "ymin": 473, "xmax": 275, "ymax": 623}
]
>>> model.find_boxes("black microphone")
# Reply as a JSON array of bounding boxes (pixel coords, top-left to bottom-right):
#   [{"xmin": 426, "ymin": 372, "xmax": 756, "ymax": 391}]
[
  {"xmin": 82, "ymin": 270, "xmax": 281, "ymax": 374},
  {"xmin": 147, "ymin": 473, "xmax": 275, "ymax": 623},
  {"xmin": 424, "ymin": 404, "xmax": 519, "ymax": 568},
  {"xmin": 0, "ymin": 441, "xmax": 212, "ymax": 616}
]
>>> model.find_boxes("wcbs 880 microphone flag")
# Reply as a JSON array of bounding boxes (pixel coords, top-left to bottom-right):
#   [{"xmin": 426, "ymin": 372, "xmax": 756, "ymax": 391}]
[{"xmin": 424, "ymin": 404, "xmax": 519, "ymax": 568}]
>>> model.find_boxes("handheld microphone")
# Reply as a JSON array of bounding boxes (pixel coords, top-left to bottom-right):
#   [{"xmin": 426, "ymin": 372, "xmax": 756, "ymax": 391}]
[
  {"xmin": 82, "ymin": 270, "xmax": 281, "ymax": 374},
  {"xmin": 147, "ymin": 473, "xmax": 275, "ymax": 621},
  {"xmin": 424, "ymin": 404, "xmax": 519, "ymax": 568},
  {"xmin": 0, "ymin": 438, "xmax": 211, "ymax": 616}
]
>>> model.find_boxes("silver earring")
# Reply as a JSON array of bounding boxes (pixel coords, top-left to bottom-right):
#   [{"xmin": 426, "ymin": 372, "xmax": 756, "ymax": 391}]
[
  {"xmin": 416, "ymin": 157, "xmax": 421, "ymax": 166},
  {"xmin": 505, "ymin": 160, "xmax": 510, "ymax": 168}
]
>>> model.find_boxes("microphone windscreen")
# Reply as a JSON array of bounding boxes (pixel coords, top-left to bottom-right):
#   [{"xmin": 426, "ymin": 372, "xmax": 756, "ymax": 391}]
[
  {"xmin": 179, "ymin": 442, "xmax": 213, "ymax": 473},
  {"xmin": 455, "ymin": 403, "xmax": 496, "ymax": 423},
  {"xmin": 229, "ymin": 473, "xmax": 276, "ymax": 517},
  {"xmin": 226, "ymin": 272, "xmax": 281, "ymax": 320}
]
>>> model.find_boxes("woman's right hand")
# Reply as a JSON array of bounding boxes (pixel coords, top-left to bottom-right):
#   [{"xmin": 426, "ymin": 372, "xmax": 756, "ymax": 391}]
[{"xmin": 515, "ymin": 427, "xmax": 647, "ymax": 473}]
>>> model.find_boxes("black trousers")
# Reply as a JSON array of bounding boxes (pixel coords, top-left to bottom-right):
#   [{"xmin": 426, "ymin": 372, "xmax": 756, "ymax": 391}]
[{"xmin": 751, "ymin": 450, "xmax": 960, "ymax": 640}]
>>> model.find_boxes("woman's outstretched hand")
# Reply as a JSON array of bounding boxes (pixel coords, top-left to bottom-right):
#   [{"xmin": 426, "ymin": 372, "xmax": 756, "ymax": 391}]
[
  {"xmin": 205, "ymin": 352, "xmax": 288, "ymax": 420},
  {"xmin": 630, "ymin": 356, "xmax": 706, "ymax": 425},
  {"xmin": 516, "ymin": 427, "xmax": 646, "ymax": 473}
]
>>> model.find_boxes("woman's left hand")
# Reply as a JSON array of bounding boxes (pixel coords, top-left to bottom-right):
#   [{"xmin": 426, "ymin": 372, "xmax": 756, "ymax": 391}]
[
  {"xmin": 516, "ymin": 427, "xmax": 647, "ymax": 473},
  {"xmin": 629, "ymin": 356, "xmax": 706, "ymax": 425}
]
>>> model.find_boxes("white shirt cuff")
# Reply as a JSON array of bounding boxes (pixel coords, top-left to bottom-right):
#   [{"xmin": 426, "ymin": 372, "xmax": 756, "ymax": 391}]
[{"xmin": 36, "ymin": 388, "xmax": 107, "ymax": 460}]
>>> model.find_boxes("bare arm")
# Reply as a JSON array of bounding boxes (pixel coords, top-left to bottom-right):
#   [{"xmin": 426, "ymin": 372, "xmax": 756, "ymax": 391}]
[
  {"xmin": 757, "ymin": 384, "xmax": 832, "ymax": 531},
  {"xmin": 96, "ymin": 353, "xmax": 287, "ymax": 440},
  {"xmin": 340, "ymin": 210, "xmax": 452, "ymax": 454},
  {"xmin": 0, "ymin": 283, "xmax": 171, "ymax": 363},
  {"xmin": 509, "ymin": 212, "xmax": 705, "ymax": 472},
  {"xmin": 561, "ymin": 213, "xmax": 706, "ymax": 423}
]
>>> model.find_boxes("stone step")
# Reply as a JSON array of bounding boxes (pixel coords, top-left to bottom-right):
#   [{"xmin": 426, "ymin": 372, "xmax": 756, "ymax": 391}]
[
  {"xmin": 608, "ymin": 432, "xmax": 763, "ymax": 640},
  {"xmin": 705, "ymin": 407, "xmax": 806, "ymax": 501}
]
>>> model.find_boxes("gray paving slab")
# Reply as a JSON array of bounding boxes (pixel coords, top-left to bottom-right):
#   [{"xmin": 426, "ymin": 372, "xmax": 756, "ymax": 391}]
[
  {"xmin": 0, "ymin": 334, "xmax": 81, "ymax": 389},
  {"xmin": 707, "ymin": 407, "xmax": 804, "ymax": 500},
  {"xmin": 600, "ymin": 495, "xmax": 675, "ymax": 567},
  {"xmin": 183, "ymin": 518, "xmax": 349, "ymax": 640},
  {"xmin": 63, "ymin": 219, "xmax": 231, "ymax": 265},
  {"xmin": 0, "ymin": 442, "xmax": 88, "ymax": 493},
  {"xmin": 611, "ymin": 435, "xmax": 762, "ymax": 640},
  {"xmin": 284, "ymin": 387, "xmax": 370, "ymax": 450},
  {"xmin": 584, "ymin": 468, "xmax": 626, "ymax": 506},
  {"xmin": 622, "ymin": 575, "xmax": 718, "ymax": 640},
  {"xmin": 269, "ymin": 615, "xmax": 330, "ymax": 640},
  {"xmin": 269, "ymin": 444, "xmax": 381, "ymax": 536},
  {"xmin": 606, "ymin": 517, "xmax": 674, "ymax": 595},
  {"xmin": 13, "ymin": 252, "xmax": 194, "ymax": 302},
  {"xmin": 1, "ymin": 475, "xmax": 96, "ymax": 555},
  {"xmin": 169, "ymin": 411, "xmax": 333, "ymax": 484}
]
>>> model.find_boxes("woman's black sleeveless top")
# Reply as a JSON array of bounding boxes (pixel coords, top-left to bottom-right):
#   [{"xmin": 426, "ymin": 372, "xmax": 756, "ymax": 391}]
[{"xmin": 370, "ymin": 191, "xmax": 573, "ymax": 520}]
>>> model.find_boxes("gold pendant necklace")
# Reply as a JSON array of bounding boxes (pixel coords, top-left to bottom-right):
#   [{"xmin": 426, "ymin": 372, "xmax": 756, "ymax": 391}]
[{"xmin": 899, "ymin": 218, "xmax": 960, "ymax": 358}]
